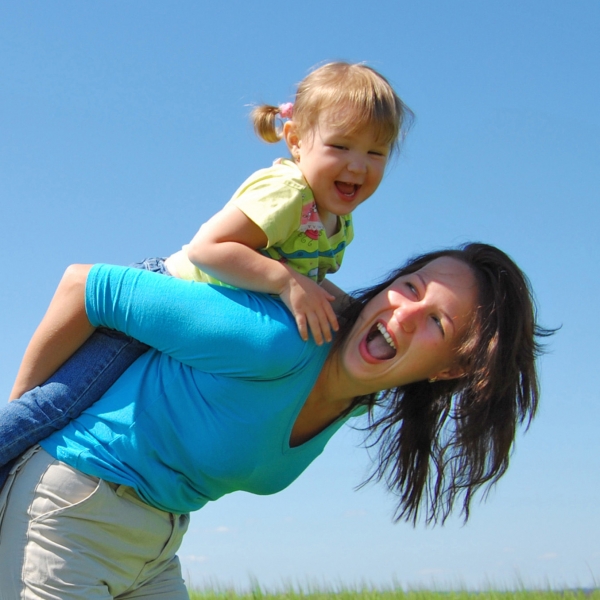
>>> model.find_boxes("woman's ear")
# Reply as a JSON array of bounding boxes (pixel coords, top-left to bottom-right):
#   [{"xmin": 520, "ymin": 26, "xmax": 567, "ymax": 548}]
[
  {"xmin": 430, "ymin": 365, "xmax": 466, "ymax": 382},
  {"xmin": 283, "ymin": 121, "xmax": 301, "ymax": 161}
]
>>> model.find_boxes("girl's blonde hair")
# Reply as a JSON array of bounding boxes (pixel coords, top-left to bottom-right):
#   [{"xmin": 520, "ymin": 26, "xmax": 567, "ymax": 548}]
[{"xmin": 251, "ymin": 62, "xmax": 413, "ymax": 156}]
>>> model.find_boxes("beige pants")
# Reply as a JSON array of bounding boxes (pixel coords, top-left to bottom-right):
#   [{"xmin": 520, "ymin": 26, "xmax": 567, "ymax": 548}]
[{"xmin": 0, "ymin": 447, "xmax": 190, "ymax": 599}]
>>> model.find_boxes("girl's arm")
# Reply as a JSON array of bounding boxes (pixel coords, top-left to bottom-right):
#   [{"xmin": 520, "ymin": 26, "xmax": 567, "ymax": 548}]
[
  {"xmin": 186, "ymin": 204, "xmax": 338, "ymax": 345},
  {"xmin": 9, "ymin": 265, "xmax": 95, "ymax": 400}
]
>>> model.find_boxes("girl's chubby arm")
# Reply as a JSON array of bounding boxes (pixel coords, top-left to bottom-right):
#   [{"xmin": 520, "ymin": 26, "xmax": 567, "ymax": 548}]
[
  {"xmin": 9, "ymin": 265, "xmax": 95, "ymax": 400},
  {"xmin": 186, "ymin": 204, "xmax": 339, "ymax": 345}
]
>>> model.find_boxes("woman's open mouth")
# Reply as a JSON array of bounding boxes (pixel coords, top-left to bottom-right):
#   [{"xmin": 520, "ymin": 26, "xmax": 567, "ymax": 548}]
[{"xmin": 365, "ymin": 322, "xmax": 397, "ymax": 360}]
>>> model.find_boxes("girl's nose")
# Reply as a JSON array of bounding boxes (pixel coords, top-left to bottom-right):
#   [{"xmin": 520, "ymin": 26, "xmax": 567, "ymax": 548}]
[{"xmin": 347, "ymin": 156, "xmax": 367, "ymax": 174}]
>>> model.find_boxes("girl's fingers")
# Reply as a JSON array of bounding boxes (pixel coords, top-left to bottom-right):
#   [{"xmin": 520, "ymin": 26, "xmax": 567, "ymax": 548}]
[
  {"xmin": 306, "ymin": 312, "xmax": 326, "ymax": 346},
  {"xmin": 295, "ymin": 314, "xmax": 309, "ymax": 342}
]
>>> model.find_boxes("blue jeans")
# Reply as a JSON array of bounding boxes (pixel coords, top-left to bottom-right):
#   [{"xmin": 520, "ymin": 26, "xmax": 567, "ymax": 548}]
[{"xmin": 0, "ymin": 258, "xmax": 170, "ymax": 488}]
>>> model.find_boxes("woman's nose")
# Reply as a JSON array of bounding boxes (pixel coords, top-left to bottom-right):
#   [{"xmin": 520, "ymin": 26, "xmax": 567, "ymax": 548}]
[{"xmin": 394, "ymin": 303, "xmax": 423, "ymax": 334}]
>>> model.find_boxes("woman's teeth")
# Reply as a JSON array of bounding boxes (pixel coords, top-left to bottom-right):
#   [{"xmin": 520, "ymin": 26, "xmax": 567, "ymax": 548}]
[
  {"xmin": 365, "ymin": 322, "xmax": 397, "ymax": 360},
  {"xmin": 376, "ymin": 323, "xmax": 396, "ymax": 350}
]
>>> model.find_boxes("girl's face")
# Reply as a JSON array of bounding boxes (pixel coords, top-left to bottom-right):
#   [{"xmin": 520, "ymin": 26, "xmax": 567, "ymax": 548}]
[
  {"xmin": 340, "ymin": 257, "xmax": 478, "ymax": 395},
  {"xmin": 283, "ymin": 114, "xmax": 390, "ymax": 234}
]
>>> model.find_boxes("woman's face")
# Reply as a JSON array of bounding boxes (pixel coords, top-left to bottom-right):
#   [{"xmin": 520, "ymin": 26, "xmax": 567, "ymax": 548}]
[{"xmin": 342, "ymin": 257, "xmax": 478, "ymax": 394}]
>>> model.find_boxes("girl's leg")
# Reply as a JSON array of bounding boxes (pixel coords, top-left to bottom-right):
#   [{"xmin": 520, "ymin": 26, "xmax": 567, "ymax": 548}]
[
  {"xmin": 0, "ymin": 330, "xmax": 148, "ymax": 485},
  {"xmin": 0, "ymin": 329, "xmax": 148, "ymax": 488},
  {"xmin": 0, "ymin": 258, "xmax": 171, "ymax": 487}
]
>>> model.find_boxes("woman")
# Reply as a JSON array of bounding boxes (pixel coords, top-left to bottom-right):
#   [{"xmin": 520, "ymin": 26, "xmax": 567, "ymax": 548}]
[{"xmin": 0, "ymin": 243, "xmax": 546, "ymax": 599}]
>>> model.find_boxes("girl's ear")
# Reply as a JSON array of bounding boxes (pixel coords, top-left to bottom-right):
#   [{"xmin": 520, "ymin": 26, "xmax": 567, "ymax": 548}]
[{"xmin": 283, "ymin": 121, "xmax": 301, "ymax": 161}]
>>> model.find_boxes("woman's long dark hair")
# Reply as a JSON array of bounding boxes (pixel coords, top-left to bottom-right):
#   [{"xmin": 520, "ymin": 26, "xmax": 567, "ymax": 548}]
[{"xmin": 334, "ymin": 243, "xmax": 553, "ymax": 524}]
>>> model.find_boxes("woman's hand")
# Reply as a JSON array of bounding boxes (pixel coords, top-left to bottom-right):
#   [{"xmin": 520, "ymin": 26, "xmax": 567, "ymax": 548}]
[{"xmin": 9, "ymin": 264, "xmax": 95, "ymax": 400}]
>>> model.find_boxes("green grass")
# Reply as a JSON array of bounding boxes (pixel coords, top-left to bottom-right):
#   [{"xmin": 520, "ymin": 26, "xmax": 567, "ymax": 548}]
[{"xmin": 188, "ymin": 588, "xmax": 600, "ymax": 600}]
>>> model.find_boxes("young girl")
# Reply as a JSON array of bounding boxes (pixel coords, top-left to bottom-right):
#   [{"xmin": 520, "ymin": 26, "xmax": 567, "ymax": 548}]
[
  {"xmin": 0, "ymin": 61, "xmax": 412, "ymax": 482},
  {"xmin": 165, "ymin": 60, "xmax": 410, "ymax": 345}
]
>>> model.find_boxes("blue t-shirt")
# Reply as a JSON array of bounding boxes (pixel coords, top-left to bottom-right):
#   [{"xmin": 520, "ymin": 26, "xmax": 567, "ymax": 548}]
[{"xmin": 41, "ymin": 265, "xmax": 363, "ymax": 514}]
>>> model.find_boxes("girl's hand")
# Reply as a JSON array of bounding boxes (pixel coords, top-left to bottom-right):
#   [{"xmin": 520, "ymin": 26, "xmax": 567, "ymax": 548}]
[{"xmin": 279, "ymin": 269, "xmax": 339, "ymax": 345}]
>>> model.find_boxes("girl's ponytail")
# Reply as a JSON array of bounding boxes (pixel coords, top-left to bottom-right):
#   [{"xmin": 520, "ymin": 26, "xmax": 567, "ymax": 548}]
[{"xmin": 250, "ymin": 104, "xmax": 285, "ymax": 143}]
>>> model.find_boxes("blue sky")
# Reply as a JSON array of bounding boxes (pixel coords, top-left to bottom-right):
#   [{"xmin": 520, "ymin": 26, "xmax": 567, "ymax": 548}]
[{"xmin": 1, "ymin": 0, "xmax": 598, "ymax": 591}]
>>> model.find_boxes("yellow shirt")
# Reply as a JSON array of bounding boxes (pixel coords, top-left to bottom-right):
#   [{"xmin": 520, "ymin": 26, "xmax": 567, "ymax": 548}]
[{"xmin": 168, "ymin": 159, "xmax": 353, "ymax": 285}]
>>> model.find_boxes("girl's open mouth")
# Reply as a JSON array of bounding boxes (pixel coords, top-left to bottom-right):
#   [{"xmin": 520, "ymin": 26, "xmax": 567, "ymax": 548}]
[{"xmin": 335, "ymin": 181, "xmax": 359, "ymax": 198}]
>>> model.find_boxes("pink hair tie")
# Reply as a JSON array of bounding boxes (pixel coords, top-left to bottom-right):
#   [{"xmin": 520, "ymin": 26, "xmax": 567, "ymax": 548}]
[{"xmin": 279, "ymin": 102, "xmax": 294, "ymax": 119}]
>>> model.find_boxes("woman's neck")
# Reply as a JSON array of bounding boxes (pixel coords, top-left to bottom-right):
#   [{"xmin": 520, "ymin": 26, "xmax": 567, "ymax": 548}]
[{"xmin": 289, "ymin": 353, "xmax": 356, "ymax": 447}]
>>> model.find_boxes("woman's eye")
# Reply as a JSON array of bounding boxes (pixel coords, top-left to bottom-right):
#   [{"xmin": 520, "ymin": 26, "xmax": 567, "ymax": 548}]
[
  {"xmin": 405, "ymin": 282, "xmax": 417, "ymax": 295},
  {"xmin": 432, "ymin": 316, "xmax": 445, "ymax": 337}
]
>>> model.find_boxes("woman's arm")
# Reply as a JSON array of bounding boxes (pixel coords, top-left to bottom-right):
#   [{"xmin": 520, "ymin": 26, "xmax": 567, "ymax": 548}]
[
  {"xmin": 9, "ymin": 265, "xmax": 95, "ymax": 400},
  {"xmin": 10, "ymin": 261, "xmax": 308, "ymax": 399},
  {"xmin": 86, "ymin": 263, "xmax": 307, "ymax": 377}
]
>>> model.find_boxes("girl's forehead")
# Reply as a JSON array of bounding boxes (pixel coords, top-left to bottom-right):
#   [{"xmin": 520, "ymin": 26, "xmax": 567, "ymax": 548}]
[
  {"xmin": 318, "ymin": 107, "xmax": 374, "ymax": 130},
  {"xmin": 309, "ymin": 113, "xmax": 392, "ymax": 146}
]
